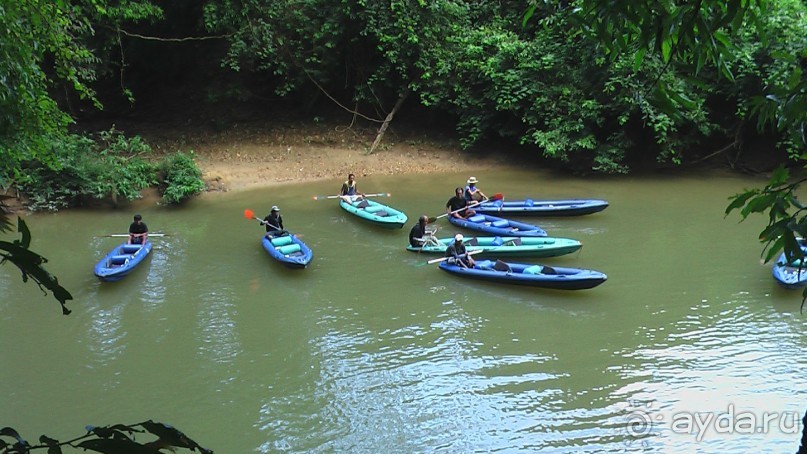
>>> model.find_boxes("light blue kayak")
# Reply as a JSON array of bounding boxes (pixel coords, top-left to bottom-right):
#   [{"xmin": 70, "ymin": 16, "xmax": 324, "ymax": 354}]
[
  {"xmin": 406, "ymin": 236, "xmax": 581, "ymax": 258},
  {"xmin": 339, "ymin": 198, "xmax": 408, "ymax": 229}
]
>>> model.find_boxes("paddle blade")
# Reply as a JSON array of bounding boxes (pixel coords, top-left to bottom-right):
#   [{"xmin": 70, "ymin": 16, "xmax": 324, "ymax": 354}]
[
  {"xmin": 244, "ymin": 209, "xmax": 255, "ymax": 220},
  {"xmin": 427, "ymin": 216, "xmax": 438, "ymax": 224},
  {"xmin": 490, "ymin": 193, "xmax": 503, "ymax": 201}
]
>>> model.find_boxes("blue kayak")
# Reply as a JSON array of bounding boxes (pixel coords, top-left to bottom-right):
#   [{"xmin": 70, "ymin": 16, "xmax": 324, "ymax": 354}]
[
  {"xmin": 474, "ymin": 198, "xmax": 608, "ymax": 217},
  {"xmin": 261, "ymin": 233, "xmax": 313, "ymax": 269},
  {"xmin": 439, "ymin": 259, "xmax": 607, "ymax": 290},
  {"xmin": 339, "ymin": 197, "xmax": 408, "ymax": 229},
  {"xmin": 93, "ymin": 241, "xmax": 152, "ymax": 282},
  {"xmin": 448, "ymin": 213, "xmax": 547, "ymax": 237},
  {"xmin": 772, "ymin": 242, "xmax": 807, "ymax": 289}
]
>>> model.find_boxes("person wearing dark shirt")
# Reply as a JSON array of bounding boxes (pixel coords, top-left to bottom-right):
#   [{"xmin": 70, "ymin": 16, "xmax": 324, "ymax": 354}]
[
  {"xmin": 445, "ymin": 233, "xmax": 475, "ymax": 268},
  {"xmin": 446, "ymin": 187, "xmax": 475, "ymax": 219},
  {"xmin": 262, "ymin": 206, "xmax": 288, "ymax": 236},
  {"xmin": 128, "ymin": 214, "xmax": 148, "ymax": 245},
  {"xmin": 409, "ymin": 215, "xmax": 437, "ymax": 247}
]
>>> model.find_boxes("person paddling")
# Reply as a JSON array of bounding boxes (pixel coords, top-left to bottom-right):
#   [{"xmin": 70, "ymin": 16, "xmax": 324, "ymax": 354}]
[
  {"xmin": 339, "ymin": 173, "xmax": 365, "ymax": 203},
  {"xmin": 261, "ymin": 206, "xmax": 289, "ymax": 237},
  {"xmin": 464, "ymin": 176, "xmax": 488, "ymax": 202},
  {"xmin": 128, "ymin": 214, "xmax": 148, "ymax": 246},
  {"xmin": 445, "ymin": 233, "xmax": 475, "ymax": 268}
]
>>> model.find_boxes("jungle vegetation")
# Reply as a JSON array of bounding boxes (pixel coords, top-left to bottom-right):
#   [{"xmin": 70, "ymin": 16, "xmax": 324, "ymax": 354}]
[{"xmin": 1, "ymin": 0, "xmax": 805, "ymax": 451}]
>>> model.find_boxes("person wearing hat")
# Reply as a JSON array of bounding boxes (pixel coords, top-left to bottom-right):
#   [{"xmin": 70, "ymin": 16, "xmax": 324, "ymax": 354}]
[
  {"xmin": 261, "ymin": 206, "xmax": 288, "ymax": 237},
  {"xmin": 445, "ymin": 233, "xmax": 475, "ymax": 268},
  {"xmin": 128, "ymin": 214, "xmax": 148, "ymax": 246},
  {"xmin": 464, "ymin": 176, "xmax": 488, "ymax": 203}
]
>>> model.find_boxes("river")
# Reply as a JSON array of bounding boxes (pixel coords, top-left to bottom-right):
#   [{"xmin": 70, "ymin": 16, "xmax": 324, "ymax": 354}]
[{"xmin": 2, "ymin": 168, "xmax": 806, "ymax": 452}]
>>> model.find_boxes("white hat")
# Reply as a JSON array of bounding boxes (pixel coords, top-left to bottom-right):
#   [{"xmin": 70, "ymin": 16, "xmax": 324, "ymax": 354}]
[
  {"xmin": 467, "ymin": 176, "xmax": 478, "ymax": 184},
  {"xmin": 454, "ymin": 233, "xmax": 464, "ymax": 242},
  {"xmin": 271, "ymin": 206, "xmax": 280, "ymax": 212}
]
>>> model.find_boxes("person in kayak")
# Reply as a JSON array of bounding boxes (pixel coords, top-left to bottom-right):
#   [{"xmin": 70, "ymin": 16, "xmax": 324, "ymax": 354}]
[
  {"xmin": 409, "ymin": 215, "xmax": 438, "ymax": 247},
  {"xmin": 261, "ymin": 206, "xmax": 288, "ymax": 236},
  {"xmin": 445, "ymin": 233, "xmax": 475, "ymax": 268},
  {"xmin": 128, "ymin": 214, "xmax": 148, "ymax": 245},
  {"xmin": 464, "ymin": 176, "xmax": 489, "ymax": 202},
  {"xmin": 446, "ymin": 187, "xmax": 475, "ymax": 219},
  {"xmin": 339, "ymin": 173, "xmax": 364, "ymax": 203}
]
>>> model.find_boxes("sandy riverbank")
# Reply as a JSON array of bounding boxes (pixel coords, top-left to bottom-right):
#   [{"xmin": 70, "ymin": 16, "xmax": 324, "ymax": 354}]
[{"xmin": 143, "ymin": 120, "xmax": 510, "ymax": 193}]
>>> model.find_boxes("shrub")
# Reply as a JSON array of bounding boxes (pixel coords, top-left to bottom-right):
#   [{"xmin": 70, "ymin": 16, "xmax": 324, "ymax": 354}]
[{"xmin": 158, "ymin": 151, "xmax": 206, "ymax": 205}]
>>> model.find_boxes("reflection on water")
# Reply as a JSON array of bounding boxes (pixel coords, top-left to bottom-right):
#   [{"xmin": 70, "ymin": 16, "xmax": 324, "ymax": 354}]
[{"xmin": 3, "ymin": 171, "xmax": 807, "ymax": 452}]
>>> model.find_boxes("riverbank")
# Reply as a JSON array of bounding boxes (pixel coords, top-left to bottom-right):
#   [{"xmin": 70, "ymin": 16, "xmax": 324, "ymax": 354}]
[{"xmin": 141, "ymin": 119, "xmax": 510, "ymax": 193}]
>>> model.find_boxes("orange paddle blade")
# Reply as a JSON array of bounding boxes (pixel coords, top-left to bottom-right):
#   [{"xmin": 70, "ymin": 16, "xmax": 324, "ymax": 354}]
[
  {"xmin": 244, "ymin": 209, "xmax": 255, "ymax": 219},
  {"xmin": 491, "ymin": 193, "xmax": 504, "ymax": 201}
]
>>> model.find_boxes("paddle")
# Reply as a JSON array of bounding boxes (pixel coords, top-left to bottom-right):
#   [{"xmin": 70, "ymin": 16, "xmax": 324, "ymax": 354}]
[
  {"xmin": 426, "ymin": 249, "xmax": 483, "ymax": 264},
  {"xmin": 102, "ymin": 233, "xmax": 167, "ymax": 238},
  {"xmin": 244, "ymin": 209, "xmax": 301, "ymax": 238},
  {"xmin": 428, "ymin": 193, "xmax": 503, "ymax": 223},
  {"xmin": 312, "ymin": 192, "xmax": 391, "ymax": 200}
]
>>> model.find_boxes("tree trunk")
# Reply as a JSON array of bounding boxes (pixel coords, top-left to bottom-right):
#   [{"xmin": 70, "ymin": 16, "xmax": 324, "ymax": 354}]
[{"xmin": 367, "ymin": 89, "xmax": 410, "ymax": 155}]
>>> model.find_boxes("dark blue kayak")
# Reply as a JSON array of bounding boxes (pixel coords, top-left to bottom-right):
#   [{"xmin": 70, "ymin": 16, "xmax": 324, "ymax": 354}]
[
  {"xmin": 439, "ymin": 259, "xmax": 607, "ymax": 290},
  {"xmin": 448, "ymin": 213, "xmax": 547, "ymax": 237},
  {"xmin": 261, "ymin": 233, "xmax": 313, "ymax": 268},
  {"xmin": 93, "ymin": 241, "xmax": 152, "ymax": 282},
  {"xmin": 473, "ymin": 199, "xmax": 609, "ymax": 217}
]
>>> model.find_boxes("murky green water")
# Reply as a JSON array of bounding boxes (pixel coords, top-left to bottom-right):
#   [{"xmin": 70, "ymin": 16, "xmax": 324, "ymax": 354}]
[{"xmin": 2, "ymin": 169, "xmax": 806, "ymax": 452}]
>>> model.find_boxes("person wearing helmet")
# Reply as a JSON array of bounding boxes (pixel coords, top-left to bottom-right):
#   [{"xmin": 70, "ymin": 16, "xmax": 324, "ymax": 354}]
[
  {"xmin": 464, "ymin": 176, "xmax": 488, "ymax": 202},
  {"xmin": 445, "ymin": 233, "xmax": 475, "ymax": 268},
  {"xmin": 261, "ymin": 206, "xmax": 288, "ymax": 237}
]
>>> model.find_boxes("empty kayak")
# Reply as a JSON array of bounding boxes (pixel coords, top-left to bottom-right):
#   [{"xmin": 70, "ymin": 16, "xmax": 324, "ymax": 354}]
[
  {"xmin": 448, "ymin": 213, "xmax": 547, "ymax": 237},
  {"xmin": 261, "ymin": 233, "xmax": 313, "ymax": 269},
  {"xmin": 406, "ymin": 236, "xmax": 581, "ymax": 258},
  {"xmin": 93, "ymin": 241, "xmax": 152, "ymax": 282},
  {"xmin": 474, "ymin": 199, "xmax": 609, "ymax": 216},
  {"xmin": 339, "ymin": 197, "xmax": 408, "ymax": 229},
  {"xmin": 439, "ymin": 259, "xmax": 607, "ymax": 290}
]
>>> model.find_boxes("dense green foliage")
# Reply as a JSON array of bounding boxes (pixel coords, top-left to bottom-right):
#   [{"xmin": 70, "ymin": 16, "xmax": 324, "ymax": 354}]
[
  {"xmin": 158, "ymin": 152, "xmax": 207, "ymax": 205},
  {"xmin": 0, "ymin": 420, "xmax": 212, "ymax": 453}
]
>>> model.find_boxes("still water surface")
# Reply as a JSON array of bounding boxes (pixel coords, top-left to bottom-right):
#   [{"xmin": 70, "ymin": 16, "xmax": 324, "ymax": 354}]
[{"xmin": 2, "ymin": 169, "xmax": 807, "ymax": 452}]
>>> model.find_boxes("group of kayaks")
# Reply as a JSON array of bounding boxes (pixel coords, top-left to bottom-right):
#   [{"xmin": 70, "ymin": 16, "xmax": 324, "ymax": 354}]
[{"xmin": 92, "ymin": 192, "xmax": 610, "ymax": 290}]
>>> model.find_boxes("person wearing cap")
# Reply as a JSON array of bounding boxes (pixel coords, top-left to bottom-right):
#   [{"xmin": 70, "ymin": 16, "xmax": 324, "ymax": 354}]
[
  {"xmin": 261, "ymin": 206, "xmax": 288, "ymax": 237},
  {"xmin": 445, "ymin": 233, "xmax": 475, "ymax": 268},
  {"xmin": 409, "ymin": 215, "xmax": 439, "ymax": 247},
  {"xmin": 464, "ymin": 176, "xmax": 488, "ymax": 203},
  {"xmin": 446, "ymin": 187, "xmax": 476, "ymax": 220},
  {"xmin": 339, "ymin": 173, "xmax": 365, "ymax": 203},
  {"xmin": 128, "ymin": 214, "xmax": 148, "ymax": 246}
]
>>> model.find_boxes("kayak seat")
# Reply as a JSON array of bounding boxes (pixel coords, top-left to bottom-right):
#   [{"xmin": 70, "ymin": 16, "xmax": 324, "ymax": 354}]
[
  {"xmin": 371, "ymin": 210, "xmax": 389, "ymax": 217},
  {"xmin": 466, "ymin": 237, "xmax": 479, "ymax": 246},
  {"xmin": 505, "ymin": 238, "xmax": 523, "ymax": 246},
  {"xmin": 365, "ymin": 205, "xmax": 384, "ymax": 213},
  {"xmin": 110, "ymin": 255, "xmax": 130, "ymax": 266},
  {"xmin": 277, "ymin": 244, "xmax": 302, "ymax": 255},
  {"xmin": 475, "ymin": 260, "xmax": 494, "ymax": 270},
  {"xmin": 491, "ymin": 236, "xmax": 504, "ymax": 246},
  {"xmin": 491, "ymin": 220, "xmax": 509, "ymax": 228},
  {"xmin": 523, "ymin": 265, "xmax": 544, "ymax": 275},
  {"xmin": 468, "ymin": 215, "xmax": 486, "ymax": 223},
  {"xmin": 493, "ymin": 260, "xmax": 511, "ymax": 272},
  {"xmin": 356, "ymin": 200, "xmax": 371, "ymax": 208},
  {"xmin": 271, "ymin": 236, "xmax": 294, "ymax": 247},
  {"xmin": 122, "ymin": 244, "xmax": 141, "ymax": 254}
]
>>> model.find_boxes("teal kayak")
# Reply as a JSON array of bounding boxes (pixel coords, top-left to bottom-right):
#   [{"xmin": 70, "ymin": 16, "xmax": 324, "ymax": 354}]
[
  {"xmin": 339, "ymin": 198, "xmax": 408, "ymax": 229},
  {"xmin": 406, "ymin": 236, "xmax": 581, "ymax": 258}
]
